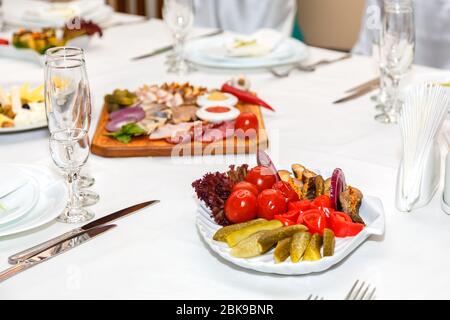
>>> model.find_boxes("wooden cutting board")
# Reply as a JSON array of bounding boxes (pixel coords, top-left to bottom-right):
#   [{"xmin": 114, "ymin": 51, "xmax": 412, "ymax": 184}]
[{"xmin": 91, "ymin": 103, "xmax": 269, "ymax": 157}]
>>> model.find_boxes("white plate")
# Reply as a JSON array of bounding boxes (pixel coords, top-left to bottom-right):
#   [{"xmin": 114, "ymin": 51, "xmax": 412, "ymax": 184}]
[
  {"xmin": 0, "ymin": 36, "xmax": 91, "ymax": 66},
  {"xmin": 0, "ymin": 120, "xmax": 47, "ymax": 133},
  {"xmin": 0, "ymin": 172, "xmax": 40, "ymax": 225},
  {"xmin": 196, "ymin": 196, "xmax": 385, "ymax": 275},
  {"xmin": 186, "ymin": 37, "xmax": 309, "ymax": 70},
  {"xmin": 0, "ymin": 165, "xmax": 67, "ymax": 237}
]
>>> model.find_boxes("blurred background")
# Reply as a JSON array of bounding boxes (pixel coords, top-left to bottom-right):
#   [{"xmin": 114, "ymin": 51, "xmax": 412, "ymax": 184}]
[{"xmin": 106, "ymin": 0, "xmax": 365, "ymax": 52}]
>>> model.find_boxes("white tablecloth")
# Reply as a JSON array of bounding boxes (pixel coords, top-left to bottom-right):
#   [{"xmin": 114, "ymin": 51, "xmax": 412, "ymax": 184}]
[{"xmin": 1, "ymin": 18, "xmax": 450, "ymax": 300}]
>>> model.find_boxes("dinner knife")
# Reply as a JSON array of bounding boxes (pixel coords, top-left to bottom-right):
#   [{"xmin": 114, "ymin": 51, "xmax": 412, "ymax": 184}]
[
  {"xmin": 345, "ymin": 77, "xmax": 380, "ymax": 93},
  {"xmin": 0, "ymin": 224, "xmax": 116, "ymax": 283},
  {"xmin": 131, "ymin": 29, "xmax": 224, "ymax": 61},
  {"xmin": 333, "ymin": 84, "xmax": 379, "ymax": 104},
  {"xmin": 8, "ymin": 200, "xmax": 160, "ymax": 265}
]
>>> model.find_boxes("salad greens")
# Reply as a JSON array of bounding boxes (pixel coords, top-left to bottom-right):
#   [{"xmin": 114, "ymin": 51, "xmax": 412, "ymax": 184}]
[{"xmin": 105, "ymin": 123, "xmax": 146, "ymax": 144}]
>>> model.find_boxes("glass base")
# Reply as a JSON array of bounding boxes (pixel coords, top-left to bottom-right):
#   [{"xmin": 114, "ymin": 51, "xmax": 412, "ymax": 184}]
[
  {"xmin": 79, "ymin": 175, "xmax": 95, "ymax": 188},
  {"xmin": 57, "ymin": 207, "xmax": 94, "ymax": 224},
  {"xmin": 374, "ymin": 112, "xmax": 398, "ymax": 124},
  {"xmin": 78, "ymin": 189, "xmax": 100, "ymax": 207},
  {"xmin": 167, "ymin": 58, "xmax": 194, "ymax": 75},
  {"xmin": 375, "ymin": 103, "xmax": 385, "ymax": 111}
]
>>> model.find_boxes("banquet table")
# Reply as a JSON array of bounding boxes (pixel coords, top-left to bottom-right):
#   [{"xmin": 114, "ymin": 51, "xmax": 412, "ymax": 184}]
[{"xmin": 1, "ymin": 17, "xmax": 450, "ymax": 300}]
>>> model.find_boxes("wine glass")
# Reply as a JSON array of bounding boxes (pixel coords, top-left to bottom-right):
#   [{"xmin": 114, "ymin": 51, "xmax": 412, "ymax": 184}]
[
  {"xmin": 45, "ymin": 57, "xmax": 95, "ymax": 223},
  {"xmin": 50, "ymin": 128, "xmax": 93, "ymax": 223},
  {"xmin": 45, "ymin": 47, "xmax": 99, "ymax": 207},
  {"xmin": 162, "ymin": 0, "xmax": 195, "ymax": 75},
  {"xmin": 375, "ymin": 0, "xmax": 415, "ymax": 124}
]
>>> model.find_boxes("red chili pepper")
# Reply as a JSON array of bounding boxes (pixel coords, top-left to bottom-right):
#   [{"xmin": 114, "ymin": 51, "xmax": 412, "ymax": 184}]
[
  {"xmin": 329, "ymin": 211, "xmax": 364, "ymax": 237},
  {"xmin": 221, "ymin": 83, "xmax": 275, "ymax": 112},
  {"xmin": 0, "ymin": 39, "xmax": 9, "ymax": 46}
]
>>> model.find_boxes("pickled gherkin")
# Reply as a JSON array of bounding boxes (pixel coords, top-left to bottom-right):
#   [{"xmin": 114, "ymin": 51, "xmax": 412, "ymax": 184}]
[
  {"xmin": 303, "ymin": 233, "xmax": 323, "ymax": 261},
  {"xmin": 290, "ymin": 232, "xmax": 311, "ymax": 263},
  {"xmin": 323, "ymin": 228, "xmax": 335, "ymax": 257},
  {"xmin": 274, "ymin": 237, "xmax": 292, "ymax": 263},
  {"xmin": 213, "ymin": 218, "xmax": 267, "ymax": 242},
  {"xmin": 257, "ymin": 225, "xmax": 308, "ymax": 253},
  {"xmin": 230, "ymin": 231, "xmax": 268, "ymax": 258},
  {"xmin": 226, "ymin": 220, "xmax": 282, "ymax": 247}
]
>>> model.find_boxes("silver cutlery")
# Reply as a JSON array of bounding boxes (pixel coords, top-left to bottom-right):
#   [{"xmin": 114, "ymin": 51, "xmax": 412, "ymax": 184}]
[
  {"xmin": 0, "ymin": 180, "xmax": 27, "ymax": 200},
  {"xmin": 0, "ymin": 224, "xmax": 116, "ymax": 283},
  {"xmin": 345, "ymin": 280, "xmax": 376, "ymax": 300},
  {"xmin": 333, "ymin": 83, "xmax": 380, "ymax": 104},
  {"xmin": 131, "ymin": 29, "xmax": 224, "ymax": 61},
  {"xmin": 345, "ymin": 77, "xmax": 380, "ymax": 93},
  {"xmin": 307, "ymin": 294, "xmax": 324, "ymax": 300},
  {"xmin": 269, "ymin": 53, "xmax": 352, "ymax": 78},
  {"xmin": 8, "ymin": 200, "xmax": 160, "ymax": 265}
]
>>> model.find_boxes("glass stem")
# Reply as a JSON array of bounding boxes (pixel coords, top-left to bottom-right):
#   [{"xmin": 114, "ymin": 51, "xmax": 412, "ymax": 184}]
[
  {"xmin": 173, "ymin": 33, "xmax": 186, "ymax": 61},
  {"xmin": 66, "ymin": 170, "xmax": 81, "ymax": 215}
]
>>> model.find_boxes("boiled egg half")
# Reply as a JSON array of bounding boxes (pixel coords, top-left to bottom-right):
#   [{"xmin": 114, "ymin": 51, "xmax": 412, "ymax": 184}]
[
  {"xmin": 197, "ymin": 91, "xmax": 238, "ymax": 108},
  {"xmin": 196, "ymin": 106, "xmax": 240, "ymax": 123}
]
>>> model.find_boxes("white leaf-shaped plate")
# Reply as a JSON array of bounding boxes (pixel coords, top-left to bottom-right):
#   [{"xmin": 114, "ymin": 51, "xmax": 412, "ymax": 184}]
[{"xmin": 196, "ymin": 196, "xmax": 385, "ymax": 275}]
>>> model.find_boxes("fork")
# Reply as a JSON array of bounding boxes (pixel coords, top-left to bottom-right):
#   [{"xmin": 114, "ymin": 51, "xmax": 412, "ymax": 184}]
[
  {"xmin": 345, "ymin": 280, "xmax": 376, "ymax": 300},
  {"xmin": 307, "ymin": 294, "xmax": 324, "ymax": 300},
  {"xmin": 269, "ymin": 53, "xmax": 352, "ymax": 78}
]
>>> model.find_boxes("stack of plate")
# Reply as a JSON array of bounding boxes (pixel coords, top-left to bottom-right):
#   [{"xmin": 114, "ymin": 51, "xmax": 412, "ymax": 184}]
[
  {"xmin": 185, "ymin": 29, "xmax": 309, "ymax": 70},
  {"xmin": 0, "ymin": 164, "xmax": 67, "ymax": 237},
  {"xmin": 2, "ymin": 0, "xmax": 113, "ymax": 29}
]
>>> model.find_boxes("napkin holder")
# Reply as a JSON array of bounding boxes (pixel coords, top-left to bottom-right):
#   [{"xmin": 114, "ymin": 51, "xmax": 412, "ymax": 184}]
[{"xmin": 396, "ymin": 141, "xmax": 441, "ymax": 212}]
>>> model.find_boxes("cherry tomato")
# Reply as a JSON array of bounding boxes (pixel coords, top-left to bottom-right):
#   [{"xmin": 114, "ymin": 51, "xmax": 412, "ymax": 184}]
[
  {"xmin": 235, "ymin": 112, "xmax": 259, "ymax": 137},
  {"xmin": 245, "ymin": 165, "xmax": 277, "ymax": 192},
  {"xmin": 288, "ymin": 200, "xmax": 312, "ymax": 212},
  {"xmin": 232, "ymin": 181, "xmax": 259, "ymax": 196},
  {"xmin": 300, "ymin": 209, "xmax": 328, "ymax": 235},
  {"xmin": 257, "ymin": 189, "xmax": 287, "ymax": 220},
  {"xmin": 312, "ymin": 195, "xmax": 332, "ymax": 209},
  {"xmin": 328, "ymin": 211, "xmax": 363, "ymax": 237},
  {"xmin": 225, "ymin": 189, "xmax": 258, "ymax": 223},
  {"xmin": 272, "ymin": 181, "xmax": 299, "ymax": 202},
  {"xmin": 274, "ymin": 210, "xmax": 300, "ymax": 226}
]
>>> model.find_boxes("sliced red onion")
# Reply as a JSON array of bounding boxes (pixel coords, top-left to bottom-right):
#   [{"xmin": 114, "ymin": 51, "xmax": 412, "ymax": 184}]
[
  {"xmin": 109, "ymin": 106, "xmax": 144, "ymax": 121},
  {"xmin": 330, "ymin": 168, "xmax": 347, "ymax": 210},
  {"xmin": 257, "ymin": 150, "xmax": 281, "ymax": 181},
  {"xmin": 105, "ymin": 115, "xmax": 139, "ymax": 132}
]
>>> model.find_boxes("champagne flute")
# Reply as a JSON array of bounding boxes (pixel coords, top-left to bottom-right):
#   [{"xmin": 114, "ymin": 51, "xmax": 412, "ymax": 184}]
[
  {"xmin": 45, "ymin": 47, "xmax": 99, "ymax": 207},
  {"xmin": 375, "ymin": 0, "xmax": 415, "ymax": 124},
  {"xmin": 50, "ymin": 128, "xmax": 93, "ymax": 223},
  {"xmin": 162, "ymin": 0, "xmax": 194, "ymax": 75},
  {"xmin": 45, "ymin": 57, "xmax": 96, "ymax": 223}
]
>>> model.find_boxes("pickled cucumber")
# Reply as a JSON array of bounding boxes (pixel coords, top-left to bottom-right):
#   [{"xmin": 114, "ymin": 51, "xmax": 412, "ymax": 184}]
[
  {"xmin": 290, "ymin": 232, "xmax": 311, "ymax": 263},
  {"xmin": 274, "ymin": 237, "xmax": 292, "ymax": 263},
  {"xmin": 303, "ymin": 233, "xmax": 323, "ymax": 261},
  {"xmin": 226, "ymin": 220, "xmax": 282, "ymax": 247},
  {"xmin": 213, "ymin": 219, "xmax": 267, "ymax": 242},
  {"xmin": 230, "ymin": 231, "xmax": 268, "ymax": 258},
  {"xmin": 323, "ymin": 228, "xmax": 335, "ymax": 257},
  {"xmin": 257, "ymin": 225, "xmax": 308, "ymax": 253}
]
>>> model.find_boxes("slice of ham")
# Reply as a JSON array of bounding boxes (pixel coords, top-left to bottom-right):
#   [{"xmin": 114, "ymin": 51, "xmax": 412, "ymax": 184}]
[
  {"xmin": 200, "ymin": 121, "xmax": 235, "ymax": 143},
  {"xmin": 154, "ymin": 121, "xmax": 236, "ymax": 144}
]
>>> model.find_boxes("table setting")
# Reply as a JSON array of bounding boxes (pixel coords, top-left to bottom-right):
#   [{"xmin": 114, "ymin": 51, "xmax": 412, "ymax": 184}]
[{"xmin": 1, "ymin": 0, "xmax": 450, "ymax": 301}]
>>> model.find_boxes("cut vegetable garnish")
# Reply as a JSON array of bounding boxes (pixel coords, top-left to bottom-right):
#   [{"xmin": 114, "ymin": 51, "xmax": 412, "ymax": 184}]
[{"xmin": 330, "ymin": 168, "xmax": 347, "ymax": 210}]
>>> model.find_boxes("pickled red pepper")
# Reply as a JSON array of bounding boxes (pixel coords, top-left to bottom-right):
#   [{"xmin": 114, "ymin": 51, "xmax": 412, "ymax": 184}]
[{"xmin": 221, "ymin": 83, "xmax": 275, "ymax": 112}]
